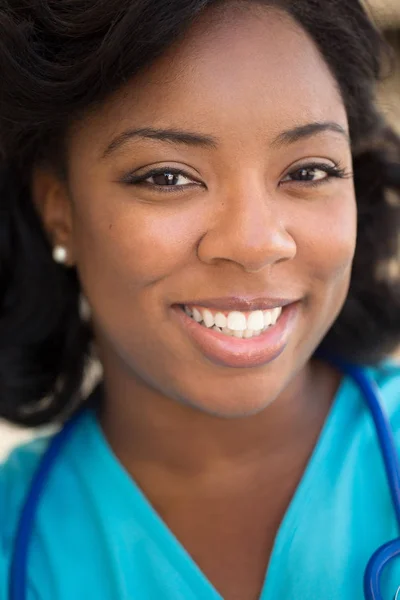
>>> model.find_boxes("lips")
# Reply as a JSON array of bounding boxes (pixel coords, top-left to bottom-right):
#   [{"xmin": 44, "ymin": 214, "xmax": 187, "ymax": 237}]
[{"xmin": 172, "ymin": 300, "xmax": 299, "ymax": 369}]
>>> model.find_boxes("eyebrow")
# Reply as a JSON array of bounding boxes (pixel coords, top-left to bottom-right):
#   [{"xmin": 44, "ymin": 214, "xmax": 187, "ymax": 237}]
[
  {"xmin": 101, "ymin": 121, "xmax": 349, "ymax": 159},
  {"xmin": 272, "ymin": 121, "xmax": 350, "ymax": 147},
  {"xmin": 102, "ymin": 127, "xmax": 218, "ymax": 158}
]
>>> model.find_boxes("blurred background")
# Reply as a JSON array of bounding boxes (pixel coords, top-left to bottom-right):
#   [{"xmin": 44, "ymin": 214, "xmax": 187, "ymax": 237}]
[
  {"xmin": 369, "ymin": 0, "xmax": 400, "ymax": 132},
  {"xmin": 1, "ymin": 0, "xmax": 399, "ymax": 460}
]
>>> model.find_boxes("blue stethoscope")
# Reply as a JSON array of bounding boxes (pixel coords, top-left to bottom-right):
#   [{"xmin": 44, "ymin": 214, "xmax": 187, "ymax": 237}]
[{"xmin": 7, "ymin": 355, "xmax": 400, "ymax": 600}]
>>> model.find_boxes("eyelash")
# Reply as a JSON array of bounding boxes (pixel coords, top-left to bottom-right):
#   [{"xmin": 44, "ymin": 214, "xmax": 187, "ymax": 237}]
[
  {"xmin": 122, "ymin": 167, "xmax": 202, "ymax": 193},
  {"xmin": 121, "ymin": 162, "xmax": 351, "ymax": 192},
  {"xmin": 281, "ymin": 162, "xmax": 350, "ymax": 187}
]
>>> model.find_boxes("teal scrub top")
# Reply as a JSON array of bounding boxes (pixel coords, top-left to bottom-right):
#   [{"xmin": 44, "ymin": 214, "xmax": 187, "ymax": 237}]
[{"xmin": 1, "ymin": 362, "xmax": 400, "ymax": 600}]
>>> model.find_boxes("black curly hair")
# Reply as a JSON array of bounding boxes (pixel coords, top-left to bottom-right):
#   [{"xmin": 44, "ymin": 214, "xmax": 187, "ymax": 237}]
[{"xmin": 0, "ymin": 0, "xmax": 399, "ymax": 426}]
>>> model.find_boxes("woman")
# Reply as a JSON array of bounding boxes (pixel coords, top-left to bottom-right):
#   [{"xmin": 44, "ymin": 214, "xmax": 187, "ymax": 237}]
[{"xmin": 0, "ymin": 0, "xmax": 399, "ymax": 598}]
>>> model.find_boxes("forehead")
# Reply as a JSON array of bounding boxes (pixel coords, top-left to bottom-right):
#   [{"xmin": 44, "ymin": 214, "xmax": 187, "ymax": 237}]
[{"xmin": 75, "ymin": 4, "xmax": 347, "ymax": 150}]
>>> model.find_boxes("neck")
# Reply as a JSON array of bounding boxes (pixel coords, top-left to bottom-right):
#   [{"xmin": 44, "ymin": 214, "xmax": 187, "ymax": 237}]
[{"xmin": 97, "ymin": 355, "xmax": 340, "ymax": 486}]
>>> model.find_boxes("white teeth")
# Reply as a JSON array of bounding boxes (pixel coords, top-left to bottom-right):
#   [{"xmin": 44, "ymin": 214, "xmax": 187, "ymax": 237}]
[
  {"xmin": 243, "ymin": 329, "xmax": 254, "ymax": 339},
  {"xmin": 271, "ymin": 307, "xmax": 282, "ymax": 325},
  {"xmin": 247, "ymin": 310, "xmax": 264, "ymax": 331},
  {"xmin": 192, "ymin": 307, "xmax": 202, "ymax": 322},
  {"xmin": 263, "ymin": 310, "xmax": 272, "ymax": 327},
  {"xmin": 202, "ymin": 309, "xmax": 215, "ymax": 328},
  {"xmin": 214, "ymin": 312, "xmax": 227, "ymax": 328},
  {"xmin": 222, "ymin": 327, "xmax": 234, "ymax": 336},
  {"xmin": 233, "ymin": 330, "xmax": 244, "ymax": 338},
  {"xmin": 184, "ymin": 304, "xmax": 284, "ymax": 337},
  {"xmin": 227, "ymin": 311, "xmax": 247, "ymax": 331}
]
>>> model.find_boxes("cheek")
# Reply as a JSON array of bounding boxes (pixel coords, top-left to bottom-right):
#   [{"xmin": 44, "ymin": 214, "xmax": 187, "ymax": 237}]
[
  {"xmin": 294, "ymin": 191, "xmax": 357, "ymax": 286},
  {"xmin": 282, "ymin": 190, "xmax": 357, "ymax": 349},
  {"xmin": 70, "ymin": 183, "xmax": 205, "ymax": 289}
]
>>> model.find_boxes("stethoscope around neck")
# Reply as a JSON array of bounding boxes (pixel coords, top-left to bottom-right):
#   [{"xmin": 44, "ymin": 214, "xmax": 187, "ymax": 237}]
[{"xmin": 7, "ymin": 354, "xmax": 400, "ymax": 600}]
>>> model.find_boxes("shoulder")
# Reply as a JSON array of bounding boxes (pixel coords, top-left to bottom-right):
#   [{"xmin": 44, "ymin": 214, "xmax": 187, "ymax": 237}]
[
  {"xmin": 0, "ymin": 411, "xmax": 96, "ymax": 596},
  {"xmin": 339, "ymin": 358, "xmax": 400, "ymax": 410},
  {"xmin": 0, "ymin": 409, "xmax": 97, "ymax": 548},
  {"xmin": 366, "ymin": 359, "xmax": 400, "ymax": 402},
  {"xmin": 0, "ymin": 435, "xmax": 52, "ymax": 547},
  {"xmin": 0, "ymin": 434, "xmax": 52, "ymax": 595},
  {"xmin": 362, "ymin": 359, "xmax": 400, "ymax": 436}
]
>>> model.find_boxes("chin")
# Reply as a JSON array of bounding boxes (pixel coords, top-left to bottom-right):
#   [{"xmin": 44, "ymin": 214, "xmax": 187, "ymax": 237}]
[{"xmin": 177, "ymin": 375, "xmax": 283, "ymax": 419}]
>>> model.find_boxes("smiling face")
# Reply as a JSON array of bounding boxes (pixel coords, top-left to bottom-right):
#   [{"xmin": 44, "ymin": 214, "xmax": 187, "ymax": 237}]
[{"xmin": 40, "ymin": 3, "xmax": 356, "ymax": 417}]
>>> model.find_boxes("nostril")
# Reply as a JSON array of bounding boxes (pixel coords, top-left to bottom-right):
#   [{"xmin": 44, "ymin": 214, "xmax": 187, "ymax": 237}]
[{"xmin": 196, "ymin": 198, "xmax": 296, "ymax": 270}]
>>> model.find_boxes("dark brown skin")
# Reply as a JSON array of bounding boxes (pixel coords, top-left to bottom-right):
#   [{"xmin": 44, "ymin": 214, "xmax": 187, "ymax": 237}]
[{"xmin": 34, "ymin": 4, "xmax": 356, "ymax": 599}]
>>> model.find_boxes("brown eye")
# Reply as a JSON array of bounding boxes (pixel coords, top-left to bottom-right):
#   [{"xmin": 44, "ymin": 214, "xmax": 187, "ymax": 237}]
[
  {"xmin": 284, "ymin": 167, "xmax": 329, "ymax": 183},
  {"xmin": 299, "ymin": 168, "xmax": 324, "ymax": 181},
  {"xmin": 151, "ymin": 172, "xmax": 181, "ymax": 186},
  {"xmin": 281, "ymin": 162, "xmax": 348, "ymax": 187},
  {"xmin": 146, "ymin": 171, "xmax": 194, "ymax": 187},
  {"xmin": 120, "ymin": 167, "xmax": 204, "ymax": 192}
]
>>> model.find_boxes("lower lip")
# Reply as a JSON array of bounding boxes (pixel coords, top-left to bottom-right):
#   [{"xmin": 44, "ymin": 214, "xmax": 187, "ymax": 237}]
[{"xmin": 172, "ymin": 303, "xmax": 299, "ymax": 368}]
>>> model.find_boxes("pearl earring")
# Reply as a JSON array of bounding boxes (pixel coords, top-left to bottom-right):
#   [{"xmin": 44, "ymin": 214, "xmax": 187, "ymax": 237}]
[{"xmin": 53, "ymin": 245, "xmax": 68, "ymax": 264}]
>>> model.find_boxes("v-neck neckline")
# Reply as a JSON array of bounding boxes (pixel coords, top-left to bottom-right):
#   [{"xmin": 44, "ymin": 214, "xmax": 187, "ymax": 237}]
[
  {"xmin": 259, "ymin": 374, "xmax": 353, "ymax": 599},
  {"xmin": 84, "ymin": 374, "xmax": 351, "ymax": 600}
]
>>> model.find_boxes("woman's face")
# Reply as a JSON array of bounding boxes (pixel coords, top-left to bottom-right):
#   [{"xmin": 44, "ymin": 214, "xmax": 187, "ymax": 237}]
[{"xmin": 51, "ymin": 5, "xmax": 356, "ymax": 417}]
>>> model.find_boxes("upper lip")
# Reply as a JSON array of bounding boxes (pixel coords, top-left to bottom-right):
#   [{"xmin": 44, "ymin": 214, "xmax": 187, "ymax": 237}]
[{"xmin": 178, "ymin": 296, "xmax": 299, "ymax": 311}]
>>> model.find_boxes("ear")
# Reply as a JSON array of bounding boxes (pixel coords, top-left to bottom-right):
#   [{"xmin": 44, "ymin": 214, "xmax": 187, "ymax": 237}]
[{"xmin": 31, "ymin": 166, "xmax": 76, "ymax": 266}]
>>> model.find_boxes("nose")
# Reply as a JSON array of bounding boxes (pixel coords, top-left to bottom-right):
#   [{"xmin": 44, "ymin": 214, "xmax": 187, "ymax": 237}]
[{"xmin": 197, "ymin": 180, "xmax": 297, "ymax": 273}]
